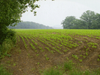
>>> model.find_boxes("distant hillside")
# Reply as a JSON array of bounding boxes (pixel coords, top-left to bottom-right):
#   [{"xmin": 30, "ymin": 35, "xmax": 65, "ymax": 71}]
[{"xmin": 8, "ymin": 21, "xmax": 53, "ymax": 29}]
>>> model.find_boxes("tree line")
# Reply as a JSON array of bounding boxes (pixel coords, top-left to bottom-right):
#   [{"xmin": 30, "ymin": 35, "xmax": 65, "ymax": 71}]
[
  {"xmin": 8, "ymin": 21, "xmax": 53, "ymax": 29},
  {"xmin": 62, "ymin": 10, "xmax": 100, "ymax": 29}
]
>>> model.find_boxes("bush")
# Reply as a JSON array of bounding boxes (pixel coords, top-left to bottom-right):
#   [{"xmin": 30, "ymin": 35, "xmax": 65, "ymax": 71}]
[
  {"xmin": 0, "ymin": 65, "xmax": 12, "ymax": 75},
  {"xmin": 0, "ymin": 29, "xmax": 17, "ymax": 59},
  {"xmin": 63, "ymin": 60, "xmax": 74, "ymax": 71}
]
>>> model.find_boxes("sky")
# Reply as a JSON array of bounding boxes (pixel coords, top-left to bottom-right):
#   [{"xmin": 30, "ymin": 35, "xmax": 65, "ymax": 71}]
[{"xmin": 21, "ymin": 0, "xmax": 100, "ymax": 29}]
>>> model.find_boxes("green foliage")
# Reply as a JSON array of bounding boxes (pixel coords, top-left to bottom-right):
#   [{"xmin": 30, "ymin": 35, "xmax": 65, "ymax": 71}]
[
  {"xmin": 69, "ymin": 70, "xmax": 83, "ymax": 75},
  {"xmin": 42, "ymin": 68, "xmax": 63, "ymax": 75},
  {"xmin": 62, "ymin": 16, "xmax": 76, "ymax": 29},
  {"xmin": 0, "ymin": 0, "xmax": 39, "ymax": 45},
  {"xmin": 63, "ymin": 60, "xmax": 74, "ymax": 71},
  {"xmin": 62, "ymin": 10, "xmax": 100, "ymax": 29},
  {"xmin": 0, "ymin": 0, "xmax": 40, "ymax": 59},
  {"xmin": 0, "ymin": 65, "xmax": 12, "ymax": 75},
  {"xmin": 0, "ymin": 30, "xmax": 16, "ymax": 58}
]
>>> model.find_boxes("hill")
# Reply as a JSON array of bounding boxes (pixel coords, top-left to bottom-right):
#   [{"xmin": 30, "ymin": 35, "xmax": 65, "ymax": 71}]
[{"xmin": 8, "ymin": 21, "xmax": 53, "ymax": 29}]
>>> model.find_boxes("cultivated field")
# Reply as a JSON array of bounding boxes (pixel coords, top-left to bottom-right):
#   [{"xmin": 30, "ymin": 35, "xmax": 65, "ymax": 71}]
[{"xmin": 1, "ymin": 29, "xmax": 100, "ymax": 75}]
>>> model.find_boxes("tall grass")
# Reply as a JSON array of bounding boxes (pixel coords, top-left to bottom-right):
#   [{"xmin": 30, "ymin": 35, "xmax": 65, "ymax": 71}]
[
  {"xmin": 0, "ymin": 29, "xmax": 16, "ymax": 75},
  {"xmin": 0, "ymin": 30, "xmax": 17, "ymax": 59},
  {"xmin": 0, "ymin": 65, "xmax": 12, "ymax": 75}
]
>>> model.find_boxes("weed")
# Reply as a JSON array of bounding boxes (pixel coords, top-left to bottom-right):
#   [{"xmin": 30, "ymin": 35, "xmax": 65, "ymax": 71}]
[
  {"xmin": 13, "ymin": 63, "xmax": 16, "ymax": 66},
  {"xmin": 37, "ymin": 62, "xmax": 40, "ymax": 65},
  {"xmin": 41, "ymin": 50, "xmax": 44, "ymax": 52},
  {"xmin": 86, "ymin": 52, "xmax": 88, "ymax": 56},
  {"xmin": 72, "ymin": 55, "xmax": 78, "ymax": 60},
  {"xmin": 66, "ymin": 57, "xmax": 69, "ymax": 60},
  {"xmin": 97, "ymin": 58, "xmax": 100, "ymax": 61},
  {"xmin": 80, "ymin": 55, "xmax": 82, "ymax": 57},
  {"xmin": 83, "ymin": 56, "xmax": 86, "ymax": 58},
  {"xmin": 46, "ymin": 57, "xmax": 49, "ymax": 60},
  {"xmin": 42, "ymin": 68, "xmax": 63, "ymax": 75},
  {"xmin": 69, "ymin": 70, "xmax": 83, "ymax": 75},
  {"xmin": 0, "ymin": 65, "xmax": 12, "ymax": 75},
  {"xmin": 64, "ymin": 50, "xmax": 67, "ymax": 52},
  {"xmin": 36, "ymin": 54, "xmax": 39, "ymax": 56},
  {"xmin": 98, "ymin": 55, "xmax": 100, "ymax": 58},
  {"xmin": 86, "ymin": 48, "xmax": 89, "ymax": 51},
  {"xmin": 79, "ymin": 59, "xmax": 82, "ymax": 62},
  {"xmin": 84, "ymin": 46, "xmax": 86, "ymax": 48},
  {"xmin": 63, "ymin": 60, "xmax": 74, "ymax": 71}
]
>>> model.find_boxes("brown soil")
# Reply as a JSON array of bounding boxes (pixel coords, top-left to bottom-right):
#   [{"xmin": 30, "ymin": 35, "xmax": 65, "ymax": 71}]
[{"xmin": 0, "ymin": 33, "xmax": 100, "ymax": 75}]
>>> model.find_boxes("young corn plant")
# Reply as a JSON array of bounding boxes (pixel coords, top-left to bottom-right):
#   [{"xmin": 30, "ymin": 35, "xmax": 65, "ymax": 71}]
[
  {"xmin": 32, "ymin": 40, "xmax": 38, "ymax": 45},
  {"xmin": 72, "ymin": 55, "xmax": 79, "ymax": 60},
  {"xmin": 20, "ymin": 36, "xmax": 28, "ymax": 50}
]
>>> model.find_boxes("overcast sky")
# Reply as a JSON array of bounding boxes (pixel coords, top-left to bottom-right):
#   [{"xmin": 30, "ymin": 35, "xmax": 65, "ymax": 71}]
[{"xmin": 21, "ymin": 0, "xmax": 100, "ymax": 28}]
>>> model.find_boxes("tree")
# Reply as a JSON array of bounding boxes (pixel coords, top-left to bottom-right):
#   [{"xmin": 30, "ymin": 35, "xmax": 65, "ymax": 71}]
[
  {"xmin": 80, "ymin": 10, "xmax": 96, "ymax": 29},
  {"xmin": 91, "ymin": 13, "xmax": 100, "ymax": 29},
  {"xmin": 62, "ymin": 16, "xmax": 76, "ymax": 29},
  {"xmin": 0, "ymin": 0, "xmax": 39, "ymax": 45},
  {"xmin": 71, "ymin": 19, "xmax": 86, "ymax": 29}
]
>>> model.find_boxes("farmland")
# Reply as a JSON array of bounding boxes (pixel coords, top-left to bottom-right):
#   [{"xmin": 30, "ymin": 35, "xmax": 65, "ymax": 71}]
[{"xmin": 1, "ymin": 29, "xmax": 100, "ymax": 75}]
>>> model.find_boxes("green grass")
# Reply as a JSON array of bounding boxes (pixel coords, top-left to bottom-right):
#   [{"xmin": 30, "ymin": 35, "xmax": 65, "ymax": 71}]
[
  {"xmin": 41, "ymin": 60, "xmax": 100, "ymax": 75},
  {"xmin": 63, "ymin": 60, "xmax": 74, "ymax": 71},
  {"xmin": 42, "ymin": 68, "xmax": 63, "ymax": 75},
  {"xmin": 0, "ymin": 65, "xmax": 12, "ymax": 75}
]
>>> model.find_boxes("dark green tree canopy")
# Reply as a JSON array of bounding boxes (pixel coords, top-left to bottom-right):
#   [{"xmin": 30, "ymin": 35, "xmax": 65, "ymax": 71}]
[
  {"xmin": 80, "ymin": 10, "xmax": 96, "ymax": 29},
  {"xmin": 62, "ymin": 16, "xmax": 76, "ymax": 29},
  {"xmin": 0, "ymin": 0, "xmax": 39, "ymax": 27},
  {"xmin": 0, "ymin": 0, "xmax": 39, "ymax": 45},
  {"xmin": 62, "ymin": 10, "xmax": 100, "ymax": 29}
]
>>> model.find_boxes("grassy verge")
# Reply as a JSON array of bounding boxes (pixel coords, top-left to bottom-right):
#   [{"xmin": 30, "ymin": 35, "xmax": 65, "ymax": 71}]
[
  {"xmin": 0, "ymin": 29, "xmax": 17, "ymax": 75},
  {"xmin": 0, "ymin": 65, "xmax": 12, "ymax": 75},
  {"xmin": 41, "ymin": 60, "xmax": 100, "ymax": 75}
]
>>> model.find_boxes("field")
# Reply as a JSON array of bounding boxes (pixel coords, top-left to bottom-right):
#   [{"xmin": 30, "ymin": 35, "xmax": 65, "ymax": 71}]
[{"xmin": 1, "ymin": 29, "xmax": 100, "ymax": 75}]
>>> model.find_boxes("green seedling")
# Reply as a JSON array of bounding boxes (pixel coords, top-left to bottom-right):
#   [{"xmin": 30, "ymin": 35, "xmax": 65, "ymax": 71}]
[
  {"xmin": 36, "ymin": 54, "xmax": 39, "ymax": 56},
  {"xmin": 41, "ymin": 50, "xmax": 44, "ymax": 52},
  {"xmin": 27, "ymin": 53, "xmax": 32, "ymax": 58},
  {"xmin": 92, "ymin": 45, "xmax": 97, "ymax": 48},
  {"xmin": 35, "ymin": 50, "xmax": 37, "ymax": 52},
  {"xmin": 54, "ymin": 66, "xmax": 57, "ymax": 68},
  {"xmin": 37, "ymin": 62, "xmax": 40, "ymax": 65},
  {"xmin": 86, "ymin": 48, "xmax": 89, "ymax": 51},
  {"xmin": 64, "ymin": 50, "xmax": 67, "ymax": 52},
  {"xmin": 28, "ymin": 53, "xmax": 30, "ymax": 56},
  {"xmin": 83, "ymin": 56, "xmax": 86, "ymax": 58},
  {"xmin": 97, "ymin": 58, "xmax": 100, "ymax": 61},
  {"xmin": 80, "ymin": 55, "xmax": 82, "ymax": 57},
  {"xmin": 51, "ymin": 51, "xmax": 54, "ymax": 54},
  {"xmin": 85, "ymin": 40, "xmax": 88, "ymax": 42},
  {"xmin": 86, "ymin": 52, "xmax": 88, "ymax": 56},
  {"xmin": 45, "ymin": 54, "xmax": 47, "ymax": 57},
  {"xmin": 72, "ymin": 55, "xmax": 78, "ymax": 59},
  {"xmin": 78, "ymin": 41, "xmax": 82, "ymax": 44},
  {"xmin": 13, "ymin": 63, "xmax": 16, "ymax": 66},
  {"xmin": 66, "ymin": 57, "xmax": 69, "ymax": 60},
  {"xmin": 46, "ymin": 57, "xmax": 49, "ymax": 60},
  {"xmin": 39, "ymin": 47, "xmax": 42, "ymax": 50},
  {"xmin": 79, "ymin": 59, "xmax": 82, "ymax": 62},
  {"xmin": 98, "ymin": 55, "xmax": 100, "ymax": 58}
]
